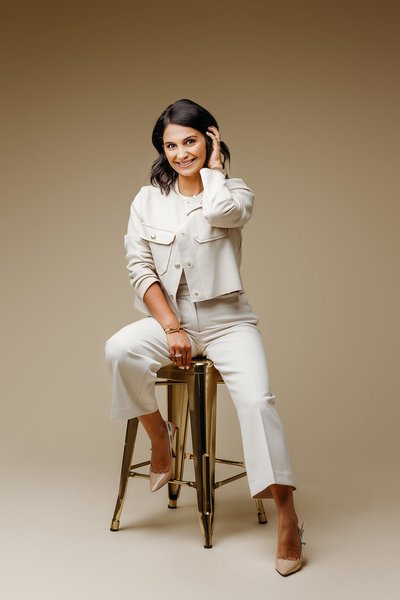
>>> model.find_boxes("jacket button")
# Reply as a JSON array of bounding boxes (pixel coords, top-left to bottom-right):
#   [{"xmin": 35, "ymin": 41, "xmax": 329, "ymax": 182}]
[
  {"xmin": 180, "ymin": 232, "xmax": 185, "ymax": 236},
  {"xmin": 170, "ymin": 294, "xmax": 174, "ymax": 299},
  {"xmin": 187, "ymin": 262, "xmax": 192, "ymax": 268},
  {"xmin": 194, "ymin": 290, "xmax": 199, "ymax": 296},
  {"xmin": 150, "ymin": 234, "xmax": 156, "ymax": 239},
  {"xmin": 174, "ymin": 263, "xmax": 180, "ymax": 268}
]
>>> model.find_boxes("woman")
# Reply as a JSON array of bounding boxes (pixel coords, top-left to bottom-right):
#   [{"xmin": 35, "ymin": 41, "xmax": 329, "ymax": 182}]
[{"xmin": 105, "ymin": 98, "xmax": 306, "ymax": 576}]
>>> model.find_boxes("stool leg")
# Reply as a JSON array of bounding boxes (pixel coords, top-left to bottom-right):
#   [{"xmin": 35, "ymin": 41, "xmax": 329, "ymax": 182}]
[
  {"xmin": 167, "ymin": 383, "xmax": 189, "ymax": 508},
  {"xmin": 187, "ymin": 361, "xmax": 218, "ymax": 548},
  {"xmin": 254, "ymin": 499, "xmax": 268, "ymax": 524},
  {"xmin": 110, "ymin": 417, "xmax": 139, "ymax": 531}
]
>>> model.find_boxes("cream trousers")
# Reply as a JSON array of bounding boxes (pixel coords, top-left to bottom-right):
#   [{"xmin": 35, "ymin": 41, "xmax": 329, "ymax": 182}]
[{"xmin": 104, "ymin": 284, "xmax": 296, "ymax": 499}]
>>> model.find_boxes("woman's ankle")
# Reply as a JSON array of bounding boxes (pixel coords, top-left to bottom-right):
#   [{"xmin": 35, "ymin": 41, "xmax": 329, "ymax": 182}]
[{"xmin": 278, "ymin": 513, "xmax": 299, "ymax": 527}]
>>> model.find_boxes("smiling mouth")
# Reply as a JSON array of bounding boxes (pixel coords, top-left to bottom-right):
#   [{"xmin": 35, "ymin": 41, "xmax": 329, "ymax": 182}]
[{"xmin": 176, "ymin": 158, "xmax": 196, "ymax": 167}]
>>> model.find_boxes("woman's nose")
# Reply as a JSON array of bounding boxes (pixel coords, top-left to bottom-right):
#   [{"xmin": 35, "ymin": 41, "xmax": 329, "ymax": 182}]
[{"xmin": 176, "ymin": 147, "xmax": 189, "ymax": 159}]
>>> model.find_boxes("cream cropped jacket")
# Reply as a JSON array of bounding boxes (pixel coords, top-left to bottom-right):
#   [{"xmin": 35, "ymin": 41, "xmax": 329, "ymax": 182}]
[{"xmin": 124, "ymin": 167, "xmax": 255, "ymax": 321}]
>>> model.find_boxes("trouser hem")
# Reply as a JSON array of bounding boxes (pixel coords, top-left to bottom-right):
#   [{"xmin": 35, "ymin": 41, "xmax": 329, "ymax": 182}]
[
  {"xmin": 111, "ymin": 406, "xmax": 159, "ymax": 421},
  {"xmin": 250, "ymin": 472, "xmax": 297, "ymax": 499}
]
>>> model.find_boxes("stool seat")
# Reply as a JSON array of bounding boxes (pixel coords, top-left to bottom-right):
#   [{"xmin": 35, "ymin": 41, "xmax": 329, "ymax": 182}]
[{"xmin": 110, "ymin": 356, "xmax": 267, "ymax": 547}]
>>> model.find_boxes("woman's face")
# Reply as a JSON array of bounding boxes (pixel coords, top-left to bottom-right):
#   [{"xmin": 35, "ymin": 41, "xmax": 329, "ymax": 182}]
[{"xmin": 162, "ymin": 123, "xmax": 207, "ymax": 176}]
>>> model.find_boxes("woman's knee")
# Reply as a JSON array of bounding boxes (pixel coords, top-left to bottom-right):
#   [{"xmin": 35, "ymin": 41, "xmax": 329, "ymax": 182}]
[
  {"xmin": 236, "ymin": 391, "xmax": 277, "ymax": 412},
  {"xmin": 104, "ymin": 331, "xmax": 131, "ymax": 364},
  {"xmin": 104, "ymin": 323, "xmax": 160, "ymax": 366},
  {"xmin": 104, "ymin": 320, "xmax": 171, "ymax": 371}
]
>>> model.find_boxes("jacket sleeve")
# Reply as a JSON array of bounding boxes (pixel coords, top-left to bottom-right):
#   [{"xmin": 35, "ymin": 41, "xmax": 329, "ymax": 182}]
[
  {"xmin": 124, "ymin": 187, "xmax": 161, "ymax": 301},
  {"xmin": 199, "ymin": 167, "xmax": 254, "ymax": 228}
]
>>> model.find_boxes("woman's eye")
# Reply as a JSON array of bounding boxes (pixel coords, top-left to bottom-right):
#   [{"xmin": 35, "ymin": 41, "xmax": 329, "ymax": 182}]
[{"xmin": 165, "ymin": 139, "xmax": 195, "ymax": 149}]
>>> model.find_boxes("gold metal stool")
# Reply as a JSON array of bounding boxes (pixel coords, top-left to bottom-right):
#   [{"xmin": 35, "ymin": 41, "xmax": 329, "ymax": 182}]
[{"xmin": 110, "ymin": 356, "xmax": 268, "ymax": 547}]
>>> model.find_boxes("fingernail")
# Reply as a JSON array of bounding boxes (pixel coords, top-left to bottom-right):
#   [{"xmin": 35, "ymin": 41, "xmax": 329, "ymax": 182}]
[{"xmin": 179, "ymin": 366, "xmax": 185, "ymax": 370}]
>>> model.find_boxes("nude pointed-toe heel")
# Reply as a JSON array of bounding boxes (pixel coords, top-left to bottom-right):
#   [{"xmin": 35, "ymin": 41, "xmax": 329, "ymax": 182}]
[
  {"xmin": 149, "ymin": 421, "xmax": 178, "ymax": 493},
  {"xmin": 275, "ymin": 522, "xmax": 306, "ymax": 577}
]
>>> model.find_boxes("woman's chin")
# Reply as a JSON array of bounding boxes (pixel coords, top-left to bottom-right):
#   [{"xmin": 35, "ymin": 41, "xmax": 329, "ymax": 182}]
[{"xmin": 175, "ymin": 168, "xmax": 202, "ymax": 177}]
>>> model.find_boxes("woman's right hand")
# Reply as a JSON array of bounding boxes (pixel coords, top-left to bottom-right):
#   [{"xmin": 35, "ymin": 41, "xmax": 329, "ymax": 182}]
[{"xmin": 166, "ymin": 329, "xmax": 192, "ymax": 369}]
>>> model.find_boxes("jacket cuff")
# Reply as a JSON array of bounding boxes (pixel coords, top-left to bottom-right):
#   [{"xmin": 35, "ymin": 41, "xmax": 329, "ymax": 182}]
[
  {"xmin": 200, "ymin": 167, "xmax": 226, "ymax": 187},
  {"xmin": 135, "ymin": 275, "xmax": 160, "ymax": 301}
]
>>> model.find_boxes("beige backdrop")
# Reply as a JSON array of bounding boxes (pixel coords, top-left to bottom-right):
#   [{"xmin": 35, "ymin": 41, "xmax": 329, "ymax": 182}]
[{"xmin": 1, "ymin": 1, "xmax": 399, "ymax": 598}]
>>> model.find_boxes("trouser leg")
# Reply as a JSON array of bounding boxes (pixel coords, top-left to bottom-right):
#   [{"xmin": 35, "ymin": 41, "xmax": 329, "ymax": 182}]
[
  {"xmin": 204, "ymin": 322, "xmax": 296, "ymax": 499},
  {"xmin": 104, "ymin": 317, "xmax": 178, "ymax": 420}
]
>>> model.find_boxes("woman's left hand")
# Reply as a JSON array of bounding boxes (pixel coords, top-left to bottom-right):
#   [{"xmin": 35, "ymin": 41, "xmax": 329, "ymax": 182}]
[{"xmin": 206, "ymin": 125, "xmax": 223, "ymax": 169}]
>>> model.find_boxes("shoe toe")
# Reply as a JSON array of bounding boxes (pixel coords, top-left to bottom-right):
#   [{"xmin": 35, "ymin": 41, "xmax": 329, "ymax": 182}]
[
  {"xmin": 275, "ymin": 557, "xmax": 302, "ymax": 576},
  {"xmin": 150, "ymin": 470, "xmax": 171, "ymax": 492}
]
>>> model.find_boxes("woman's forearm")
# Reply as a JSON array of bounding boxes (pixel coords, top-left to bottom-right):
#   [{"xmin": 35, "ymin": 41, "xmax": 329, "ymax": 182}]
[{"xmin": 143, "ymin": 282, "xmax": 181, "ymax": 330}]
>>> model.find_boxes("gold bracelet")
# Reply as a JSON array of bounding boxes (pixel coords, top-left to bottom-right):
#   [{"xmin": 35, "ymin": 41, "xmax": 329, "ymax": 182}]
[
  {"xmin": 164, "ymin": 326, "xmax": 183, "ymax": 334},
  {"xmin": 210, "ymin": 165, "xmax": 225, "ymax": 174}
]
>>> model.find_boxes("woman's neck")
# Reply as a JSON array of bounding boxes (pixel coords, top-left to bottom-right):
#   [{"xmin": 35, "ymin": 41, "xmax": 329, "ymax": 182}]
[{"xmin": 177, "ymin": 174, "xmax": 204, "ymax": 196}]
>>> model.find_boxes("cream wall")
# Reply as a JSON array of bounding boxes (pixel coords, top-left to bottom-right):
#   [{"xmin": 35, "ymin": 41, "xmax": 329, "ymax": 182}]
[{"xmin": 1, "ymin": 1, "xmax": 399, "ymax": 596}]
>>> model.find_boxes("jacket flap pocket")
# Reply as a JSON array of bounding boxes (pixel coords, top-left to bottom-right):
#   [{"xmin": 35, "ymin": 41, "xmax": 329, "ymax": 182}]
[
  {"xmin": 141, "ymin": 224, "xmax": 176, "ymax": 245},
  {"xmin": 193, "ymin": 227, "xmax": 228, "ymax": 243}
]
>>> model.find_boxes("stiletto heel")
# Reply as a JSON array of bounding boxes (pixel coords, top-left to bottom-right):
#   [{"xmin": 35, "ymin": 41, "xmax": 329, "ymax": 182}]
[
  {"xmin": 149, "ymin": 421, "xmax": 178, "ymax": 493},
  {"xmin": 275, "ymin": 521, "xmax": 306, "ymax": 576}
]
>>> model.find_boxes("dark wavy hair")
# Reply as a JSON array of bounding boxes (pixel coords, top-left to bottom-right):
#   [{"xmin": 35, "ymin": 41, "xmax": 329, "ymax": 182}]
[{"xmin": 149, "ymin": 98, "xmax": 231, "ymax": 195}]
